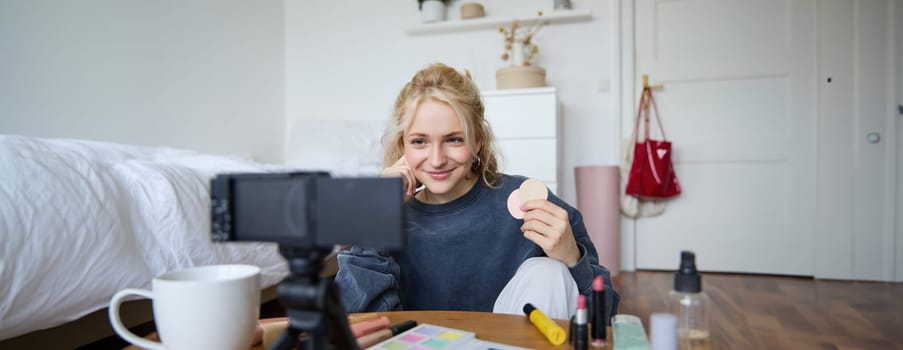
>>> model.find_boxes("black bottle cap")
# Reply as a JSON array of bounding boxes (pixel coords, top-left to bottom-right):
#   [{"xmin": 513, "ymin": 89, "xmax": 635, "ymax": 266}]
[
  {"xmin": 523, "ymin": 303, "xmax": 536, "ymax": 316},
  {"xmin": 674, "ymin": 251, "xmax": 702, "ymax": 293}
]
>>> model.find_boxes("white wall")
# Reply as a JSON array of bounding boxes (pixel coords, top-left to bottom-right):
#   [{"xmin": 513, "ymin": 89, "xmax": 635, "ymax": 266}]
[
  {"xmin": 0, "ymin": 0, "xmax": 285, "ymax": 163},
  {"xmin": 285, "ymin": 0, "xmax": 618, "ymax": 205},
  {"xmin": 0, "ymin": 0, "xmax": 627, "ymax": 266},
  {"xmin": 0, "ymin": 0, "xmax": 618, "ymax": 201}
]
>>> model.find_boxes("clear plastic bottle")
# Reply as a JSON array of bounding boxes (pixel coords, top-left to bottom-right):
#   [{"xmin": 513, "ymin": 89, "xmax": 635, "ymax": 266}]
[{"xmin": 666, "ymin": 251, "xmax": 711, "ymax": 350}]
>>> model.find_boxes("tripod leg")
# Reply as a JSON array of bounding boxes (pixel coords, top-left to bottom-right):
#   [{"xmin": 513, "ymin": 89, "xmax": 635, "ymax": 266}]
[
  {"xmin": 272, "ymin": 249, "xmax": 361, "ymax": 350},
  {"xmin": 323, "ymin": 280, "xmax": 361, "ymax": 349},
  {"xmin": 268, "ymin": 326, "xmax": 301, "ymax": 350}
]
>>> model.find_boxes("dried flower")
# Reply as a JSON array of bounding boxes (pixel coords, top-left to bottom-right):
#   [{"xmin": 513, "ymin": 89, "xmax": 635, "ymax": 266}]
[{"xmin": 498, "ymin": 11, "xmax": 549, "ymax": 66}]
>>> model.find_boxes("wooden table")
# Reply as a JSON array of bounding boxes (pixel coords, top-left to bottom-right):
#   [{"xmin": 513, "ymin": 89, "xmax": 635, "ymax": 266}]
[
  {"xmin": 377, "ymin": 310, "xmax": 570, "ymax": 349},
  {"xmin": 125, "ymin": 310, "xmax": 572, "ymax": 349}
]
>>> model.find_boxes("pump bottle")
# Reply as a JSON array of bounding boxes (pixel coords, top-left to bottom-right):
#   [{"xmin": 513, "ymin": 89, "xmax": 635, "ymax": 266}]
[{"xmin": 666, "ymin": 251, "xmax": 711, "ymax": 350}]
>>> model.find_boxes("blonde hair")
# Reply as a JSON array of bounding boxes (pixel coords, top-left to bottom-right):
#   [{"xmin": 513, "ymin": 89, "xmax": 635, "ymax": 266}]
[{"xmin": 382, "ymin": 63, "xmax": 500, "ymax": 186}]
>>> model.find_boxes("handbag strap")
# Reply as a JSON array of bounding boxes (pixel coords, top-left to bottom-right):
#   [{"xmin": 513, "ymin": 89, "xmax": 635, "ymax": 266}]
[
  {"xmin": 644, "ymin": 87, "xmax": 668, "ymax": 140},
  {"xmin": 632, "ymin": 87, "xmax": 650, "ymax": 143},
  {"xmin": 632, "ymin": 87, "xmax": 669, "ymax": 142}
]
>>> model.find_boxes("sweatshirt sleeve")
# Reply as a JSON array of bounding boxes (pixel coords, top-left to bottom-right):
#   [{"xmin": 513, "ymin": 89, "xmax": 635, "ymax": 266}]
[{"xmin": 334, "ymin": 246, "xmax": 402, "ymax": 313}]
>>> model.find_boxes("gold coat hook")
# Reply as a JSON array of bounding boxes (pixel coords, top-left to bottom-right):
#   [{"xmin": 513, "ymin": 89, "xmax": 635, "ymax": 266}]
[{"xmin": 642, "ymin": 74, "xmax": 664, "ymax": 90}]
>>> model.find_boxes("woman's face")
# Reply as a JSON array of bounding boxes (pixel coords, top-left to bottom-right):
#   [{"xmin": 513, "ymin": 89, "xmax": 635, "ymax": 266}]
[{"xmin": 404, "ymin": 98, "xmax": 479, "ymax": 204}]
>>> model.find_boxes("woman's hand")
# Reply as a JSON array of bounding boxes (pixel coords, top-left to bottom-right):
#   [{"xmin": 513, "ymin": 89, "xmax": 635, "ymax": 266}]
[
  {"xmin": 382, "ymin": 156, "xmax": 418, "ymax": 202},
  {"xmin": 520, "ymin": 199, "xmax": 581, "ymax": 267}
]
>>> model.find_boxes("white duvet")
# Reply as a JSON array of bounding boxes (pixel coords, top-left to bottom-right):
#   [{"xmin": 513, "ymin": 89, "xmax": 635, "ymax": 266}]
[{"xmin": 0, "ymin": 135, "xmax": 290, "ymax": 341}]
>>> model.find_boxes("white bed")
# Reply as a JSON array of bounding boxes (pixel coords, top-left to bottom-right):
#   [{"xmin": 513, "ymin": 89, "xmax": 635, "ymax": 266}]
[
  {"xmin": 0, "ymin": 118, "xmax": 387, "ymax": 347},
  {"xmin": 0, "ymin": 134, "xmax": 294, "ymax": 346}
]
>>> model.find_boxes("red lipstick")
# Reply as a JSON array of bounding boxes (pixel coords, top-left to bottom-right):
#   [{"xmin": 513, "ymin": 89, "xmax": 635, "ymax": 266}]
[{"xmin": 591, "ymin": 275, "xmax": 607, "ymax": 347}]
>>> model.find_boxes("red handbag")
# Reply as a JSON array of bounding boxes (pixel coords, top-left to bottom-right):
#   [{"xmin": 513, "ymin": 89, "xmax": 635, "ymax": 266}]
[{"xmin": 625, "ymin": 87, "xmax": 681, "ymax": 199}]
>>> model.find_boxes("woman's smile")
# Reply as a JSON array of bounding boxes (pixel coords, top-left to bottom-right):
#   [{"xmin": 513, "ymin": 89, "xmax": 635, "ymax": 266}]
[{"xmin": 426, "ymin": 169, "xmax": 452, "ymax": 180}]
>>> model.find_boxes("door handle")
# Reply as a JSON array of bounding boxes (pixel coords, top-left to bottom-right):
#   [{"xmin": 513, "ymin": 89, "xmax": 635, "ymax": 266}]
[{"xmin": 866, "ymin": 132, "xmax": 880, "ymax": 144}]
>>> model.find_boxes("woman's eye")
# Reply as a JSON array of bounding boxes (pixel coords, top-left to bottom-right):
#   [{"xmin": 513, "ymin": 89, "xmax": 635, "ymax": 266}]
[
  {"xmin": 410, "ymin": 139, "xmax": 426, "ymax": 146},
  {"xmin": 448, "ymin": 137, "xmax": 465, "ymax": 144}
]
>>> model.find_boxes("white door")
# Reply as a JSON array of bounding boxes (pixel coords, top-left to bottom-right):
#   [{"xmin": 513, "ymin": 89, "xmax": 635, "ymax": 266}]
[
  {"xmin": 815, "ymin": 0, "xmax": 898, "ymax": 281},
  {"xmin": 897, "ymin": 0, "xmax": 903, "ymax": 283},
  {"xmin": 631, "ymin": 0, "xmax": 818, "ymax": 275}
]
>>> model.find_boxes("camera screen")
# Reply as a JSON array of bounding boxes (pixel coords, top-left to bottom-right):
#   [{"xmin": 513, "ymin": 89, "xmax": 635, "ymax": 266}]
[
  {"xmin": 232, "ymin": 174, "xmax": 313, "ymax": 243},
  {"xmin": 212, "ymin": 172, "xmax": 404, "ymax": 250}
]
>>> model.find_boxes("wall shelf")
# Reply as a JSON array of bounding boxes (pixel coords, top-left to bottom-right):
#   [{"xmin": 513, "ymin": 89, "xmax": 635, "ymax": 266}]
[{"xmin": 405, "ymin": 9, "xmax": 592, "ymax": 35}]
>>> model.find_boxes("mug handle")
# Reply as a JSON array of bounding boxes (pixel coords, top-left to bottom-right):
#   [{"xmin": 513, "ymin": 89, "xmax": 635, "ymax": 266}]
[{"xmin": 108, "ymin": 288, "xmax": 164, "ymax": 350}]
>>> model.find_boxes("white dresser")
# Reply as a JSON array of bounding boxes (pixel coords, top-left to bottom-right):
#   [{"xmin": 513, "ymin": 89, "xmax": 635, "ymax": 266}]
[{"xmin": 482, "ymin": 87, "xmax": 559, "ymax": 194}]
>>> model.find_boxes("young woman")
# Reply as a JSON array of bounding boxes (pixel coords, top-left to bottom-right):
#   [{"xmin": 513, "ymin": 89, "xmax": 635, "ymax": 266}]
[{"xmin": 335, "ymin": 63, "xmax": 618, "ymax": 320}]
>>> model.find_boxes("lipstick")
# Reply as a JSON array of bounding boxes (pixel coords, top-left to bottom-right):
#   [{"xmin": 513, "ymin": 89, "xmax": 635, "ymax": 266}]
[
  {"xmin": 575, "ymin": 295, "xmax": 589, "ymax": 350},
  {"xmin": 591, "ymin": 275, "xmax": 607, "ymax": 347}
]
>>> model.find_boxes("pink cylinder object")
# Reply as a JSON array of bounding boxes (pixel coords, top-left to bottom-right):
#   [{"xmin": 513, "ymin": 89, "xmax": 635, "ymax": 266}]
[{"xmin": 575, "ymin": 165, "xmax": 621, "ymax": 276}]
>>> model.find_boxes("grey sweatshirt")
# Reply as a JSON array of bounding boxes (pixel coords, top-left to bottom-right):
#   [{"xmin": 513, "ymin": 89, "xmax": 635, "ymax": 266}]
[{"xmin": 335, "ymin": 174, "xmax": 619, "ymax": 319}]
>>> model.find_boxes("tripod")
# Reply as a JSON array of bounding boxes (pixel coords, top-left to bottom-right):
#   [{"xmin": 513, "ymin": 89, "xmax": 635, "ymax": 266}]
[{"xmin": 269, "ymin": 247, "xmax": 360, "ymax": 350}]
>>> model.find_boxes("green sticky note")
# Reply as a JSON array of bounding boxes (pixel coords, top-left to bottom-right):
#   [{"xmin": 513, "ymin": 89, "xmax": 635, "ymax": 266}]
[{"xmin": 612, "ymin": 314, "xmax": 651, "ymax": 350}]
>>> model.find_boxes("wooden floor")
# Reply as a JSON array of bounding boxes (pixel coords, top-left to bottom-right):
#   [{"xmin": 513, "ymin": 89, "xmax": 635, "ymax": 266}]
[{"xmin": 612, "ymin": 271, "xmax": 903, "ymax": 349}]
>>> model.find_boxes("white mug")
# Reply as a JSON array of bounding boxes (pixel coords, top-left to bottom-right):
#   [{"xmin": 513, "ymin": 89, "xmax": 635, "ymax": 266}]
[{"xmin": 109, "ymin": 264, "xmax": 261, "ymax": 350}]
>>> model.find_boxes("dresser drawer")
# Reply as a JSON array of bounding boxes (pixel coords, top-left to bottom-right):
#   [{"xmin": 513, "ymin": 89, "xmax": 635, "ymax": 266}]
[
  {"xmin": 483, "ymin": 93, "xmax": 557, "ymax": 139},
  {"xmin": 494, "ymin": 139, "xmax": 557, "ymax": 183}
]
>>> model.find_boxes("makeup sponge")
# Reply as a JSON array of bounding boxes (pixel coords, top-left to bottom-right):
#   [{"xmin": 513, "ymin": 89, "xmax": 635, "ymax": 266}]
[{"xmin": 507, "ymin": 178, "xmax": 549, "ymax": 219}]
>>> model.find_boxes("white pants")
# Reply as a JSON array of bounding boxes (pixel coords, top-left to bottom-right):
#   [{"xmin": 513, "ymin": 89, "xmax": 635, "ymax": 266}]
[{"xmin": 492, "ymin": 257, "xmax": 578, "ymax": 320}]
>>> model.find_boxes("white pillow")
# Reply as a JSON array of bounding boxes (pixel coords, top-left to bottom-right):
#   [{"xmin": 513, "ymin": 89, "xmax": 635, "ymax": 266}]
[{"xmin": 285, "ymin": 119, "xmax": 386, "ymax": 176}]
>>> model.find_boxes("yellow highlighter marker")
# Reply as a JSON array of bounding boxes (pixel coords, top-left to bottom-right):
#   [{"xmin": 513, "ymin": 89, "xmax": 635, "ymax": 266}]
[{"xmin": 523, "ymin": 303, "xmax": 567, "ymax": 346}]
